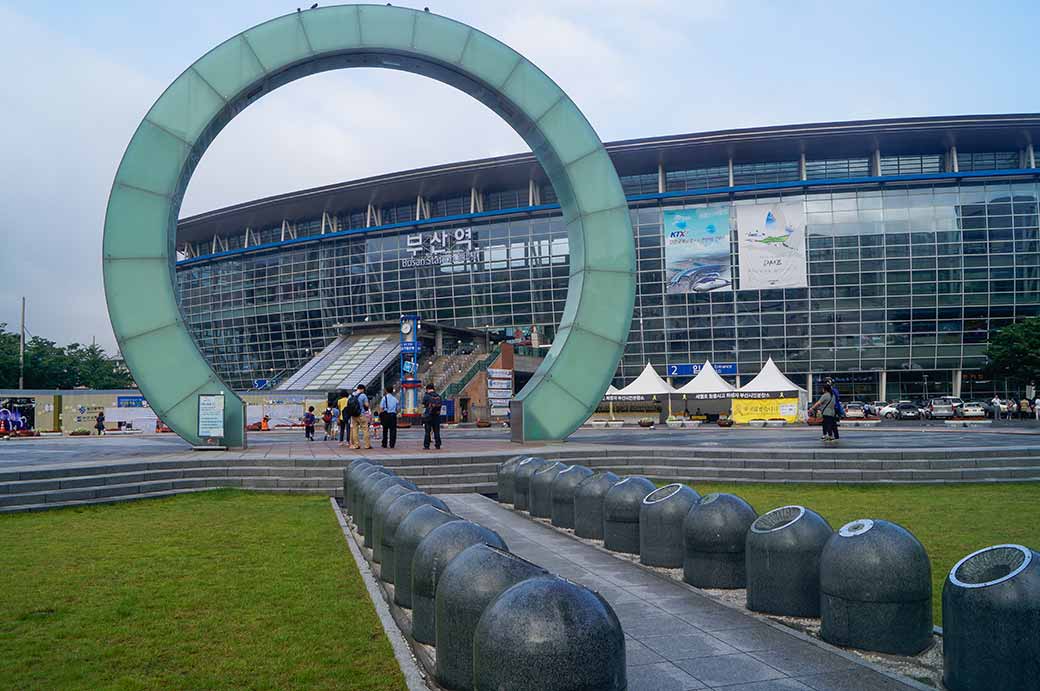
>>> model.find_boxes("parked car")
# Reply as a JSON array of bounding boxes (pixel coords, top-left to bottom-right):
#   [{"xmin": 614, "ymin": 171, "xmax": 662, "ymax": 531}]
[
  {"xmin": 942, "ymin": 397, "xmax": 965, "ymax": 414},
  {"xmin": 925, "ymin": 398, "xmax": 956, "ymax": 419},
  {"xmin": 959, "ymin": 401, "xmax": 986, "ymax": 418},
  {"xmin": 844, "ymin": 402, "xmax": 867, "ymax": 419},
  {"xmin": 868, "ymin": 401, "xmax": 888, "ymax": 416},
  {"xmin": 881, "ymin": 402, "xmax": 921, "ymax": 419}
]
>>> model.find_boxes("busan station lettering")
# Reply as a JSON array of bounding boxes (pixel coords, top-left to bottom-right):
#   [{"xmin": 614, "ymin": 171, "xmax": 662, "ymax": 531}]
[{"xmin": 402, "ymin": 229, "xmax": 481, "ymax": 268}]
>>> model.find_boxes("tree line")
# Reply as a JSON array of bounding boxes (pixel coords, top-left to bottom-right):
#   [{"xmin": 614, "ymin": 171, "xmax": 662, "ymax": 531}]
[{"xmin": 0, "ymin": 324, "xmax": 134, "ymax": 390}]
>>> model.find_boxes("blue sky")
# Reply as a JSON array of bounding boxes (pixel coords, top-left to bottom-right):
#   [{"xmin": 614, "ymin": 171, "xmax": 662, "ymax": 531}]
[{"xmin": 3, "ymin": 0, "xmax": 1040, "ymax": 350}]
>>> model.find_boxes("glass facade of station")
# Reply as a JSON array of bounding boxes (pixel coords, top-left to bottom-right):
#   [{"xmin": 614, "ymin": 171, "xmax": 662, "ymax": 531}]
[{"xmin": 176, "ymin": 145, "xmax": 1040, "ymax": 402}]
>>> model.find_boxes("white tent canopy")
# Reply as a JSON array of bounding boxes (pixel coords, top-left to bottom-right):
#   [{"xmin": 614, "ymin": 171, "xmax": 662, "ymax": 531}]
[
  {"xmin": 739, "ymin": 357, "xmax": 806, "ymax": 393},
  {"xmin": 675, "ymin": 361, "xmax": 737, "ymax": 395},
  {"xmin": 616, "ymin": 363, "xmax": 675, "ymax": 396}
]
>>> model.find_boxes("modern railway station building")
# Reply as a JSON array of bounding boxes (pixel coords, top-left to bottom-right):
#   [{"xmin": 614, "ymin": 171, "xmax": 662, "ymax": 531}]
[{"xmin": 174, "ymin": 114, "xmax": 1040, "ymax": 403}]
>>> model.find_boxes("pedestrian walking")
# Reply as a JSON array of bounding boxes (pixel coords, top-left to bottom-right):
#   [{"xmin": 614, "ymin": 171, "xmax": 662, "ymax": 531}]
[
  {"xmin": 322, "ymin": 406, "xmax": 334, "ymax": 441},
  {"xmin": 303, "ymin": 406, "xmax": 316, "ymax": 441},
  {"xmin": 991, "ymin": 395, "xmax": 1001, "ymax": 421},
  {"xmin": 379, "ymin": 386, "xmax": 399, "ymax": 449},
  {"xmin": 348, "ymin": 384, "xmax": 372, "ymax": 450},
  {"xmin": 1034, "ymin": 396, "xmax": 1040, "ymax": 421},
  {"xmin": 95, "ymin": 411, "xmax": 106, "ymax": 436},
  {"xmin": 422, "ymin": 384, "xmax": 443, "ymax": 450},
  {"xmin": 810, "ymin": 383, "xmax": 839, "ymax": 442}
]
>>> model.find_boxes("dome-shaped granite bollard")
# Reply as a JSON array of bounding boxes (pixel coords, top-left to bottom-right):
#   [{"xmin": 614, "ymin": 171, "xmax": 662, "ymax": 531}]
[
  {"xmin": 497, "ymin": 456, "xmax": 528, "ymax": 505},
  {"xmin": 434, "ymin": 544, "xmax": 548, "ymax": 690},
  {"xmin": 342, "ymin": 460, "xmax": 370, "ymax": 505},
  {"xmin": 639, "ymin": 483, "xmax": 700, "ymax": 567},
  {"xmin": 411, "ymin": 520, "xmax": 508, "ymax": 645},
  {"xmin": 529, "ymin": 462, "xmax": 566, "ymax": 519},
  {"xmin": 347, "ymin": 464, "xmax": 381, "ymax": 515},
  {"xmin": 746, "ymin": 505, "xmax": 833, "ymax": 617},
  {"xmin": 512, "ymin": 457, "xmax": 547, "ymax": 512},
  {"xmin": 393, "ymin": 505, "xmax": 459, "ymax": 608},
  {"xmin": 573, "ymin": 471, "xmax": 620, "ymax": 540},
  {"xmin": 361, "ymin": 474, "xmax": 408, "ymax": 544},
  {"xmin": 603, "ymin": 476, "xmax": 657, "ymax": 555},
  {"xmin": 472, "ymin": 575, "xmax": 626, "ymax": 691},
  {"xmin": 378, "ymin": 492, "xmax": 450, "ymax": 584},
  {"xmin": 683, "ymin": 493, "xmax": 758, "ymax": 589},
  {"xmin": 942, "ymin": 544, "xmax": 1040, "ymax": 691},
  {"xmin": 820, "ymin": 519, "xmax": 933, "ymax": 655},
  {"xmin": 369, "ymin": 484, "xmax": 414, "ymax": 563},
  {"xmin": 350, "ymin": 467, "xmax": 388, "ymax": 524},
  {"xmin": 550, "ymin": 465, "xmax": 594, "ymax": 529}
]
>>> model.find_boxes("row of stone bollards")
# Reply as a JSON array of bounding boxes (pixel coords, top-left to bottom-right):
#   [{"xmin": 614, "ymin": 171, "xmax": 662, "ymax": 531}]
[
  {"xmin": 497, "ymin": 456, "xmax": 1040, "ymax": 691},
  {"xmin": 342, "ymin": 460, "xmax": 627, "ymax": 691}
]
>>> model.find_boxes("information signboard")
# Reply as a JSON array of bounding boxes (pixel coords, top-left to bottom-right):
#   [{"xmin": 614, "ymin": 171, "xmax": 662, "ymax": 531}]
[{"xmin": 197, "ymin": 394, "xmax": 225, "ymax": 439}]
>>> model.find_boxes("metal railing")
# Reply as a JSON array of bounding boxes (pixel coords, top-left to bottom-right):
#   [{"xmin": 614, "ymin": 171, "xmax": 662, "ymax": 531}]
[{"xmin": 444, "ymin": 348, "xmax": 501, "ymax": 398}]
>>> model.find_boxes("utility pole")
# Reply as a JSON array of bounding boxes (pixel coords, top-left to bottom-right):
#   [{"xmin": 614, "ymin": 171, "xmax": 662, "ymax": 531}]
[{"xmin": 18, "ymin": 297, "xmax": 25, "ymax": 389}]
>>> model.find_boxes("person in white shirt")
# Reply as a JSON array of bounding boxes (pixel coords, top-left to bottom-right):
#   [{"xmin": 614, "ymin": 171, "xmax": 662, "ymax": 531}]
[
  {"xmin": 991, "ymin": 395, "xmax": 1002, "ymax": 421},
  {"xmin": 1034, "ymin": 397, "xmax": 1040, "ymax": 420}
]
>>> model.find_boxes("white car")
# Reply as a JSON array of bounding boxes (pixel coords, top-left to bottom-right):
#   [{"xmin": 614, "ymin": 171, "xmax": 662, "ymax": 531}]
[
  {"xmin": 925, "ymin": 399, "xmax": 955, "ymax": 419},
  {"xmin": 959, "ymin": 402, "xmax": 986, "ymax": 418}
]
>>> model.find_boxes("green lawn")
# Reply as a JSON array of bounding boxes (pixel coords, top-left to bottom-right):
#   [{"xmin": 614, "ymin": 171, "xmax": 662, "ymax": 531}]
[
  {"xmin": 671, "ymin": 481, "xmax": 1040, "ymax": 624},
  {"xmin": 0, "ymin": 490, "xmax": 405, "ymax": 691}
]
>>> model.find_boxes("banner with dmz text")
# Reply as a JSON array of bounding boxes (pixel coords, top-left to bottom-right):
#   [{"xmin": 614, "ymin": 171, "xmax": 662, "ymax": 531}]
[{"xmin": 735, "ymin": 202, "xmax": 807, "ymax": 289}]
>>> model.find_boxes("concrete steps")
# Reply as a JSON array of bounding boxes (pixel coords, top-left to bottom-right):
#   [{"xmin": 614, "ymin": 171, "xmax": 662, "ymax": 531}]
[{"xmin": 2, "ymin": 444, "xmax": 1038, "ymax": 512}]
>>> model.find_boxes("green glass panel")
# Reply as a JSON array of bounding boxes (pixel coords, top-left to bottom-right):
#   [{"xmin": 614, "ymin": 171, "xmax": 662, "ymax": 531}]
[
  {"xmin": 104, "ymin": 258, "xmax": 178, "ymax": 340},
  {"xmin": 146, "ymin": 68, "xmax": 225, "ymax": 143},
  {"xmin": 556, "ymin": 274, "xmax": 584, "ymax": 331},
  {"xmin": 120, "ymin": 323, "xmax": 216, "ymax": 416},
  {"xmin": 115, "ymin": 120, "xmax": 189, "ymax": 197},
  {"xmin": 244, "ymin": 15, "xmax": 312, "ymax": 72},
  {"xmin": 300, "ymin": 5, "xmax": 360, "ymax": 53},
  {"xmin": 566, "ymin": 148, "xmax": 628, "ymax": 217},
  {"xmin": 502, "ymin": 60, "xmax": 564, "ymax": 122},
  {"xmin": 194, "ymin": 36, "xmax": 265, "ymax": 100},
  {"xmin": 413, "ymin": 13, "xmax": 470, "ymax": 64},
  {"xmin": 545, "ymin": 327, "xmax": 623, "ymax": 407},
  {"xmin": 566, "ymin": 215, "xmax": 586, "ymax": 275},
  {"xmin": 565, "ymin": 269, "xmax": 634, "ymax": 345},
  {"xmin": 577, "ymin": 206, "xmax": 637, "ymax": 273},
  {"xmin": 536, "ymin": 99, "xmax": 599, "ymax": 166},
  {"xmin": 358, "ymin": 5, "xmax": 415, "ymax": 50},
  {"xmin": 520, "ymin": 376, "xmax": 591, "ymax": 440},
  {"xmin": 103, "ymin": 185, "xmax": 173, "ymax": 259},
  {"xmin": 459, "ymin": 30, "xmax": 520, "ymax": 88}
]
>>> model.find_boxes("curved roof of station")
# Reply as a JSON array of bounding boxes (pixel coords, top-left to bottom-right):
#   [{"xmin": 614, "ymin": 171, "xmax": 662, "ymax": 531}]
[{"xmin": 177, "ymin": 113, "xmax": 1040, "ymax": 243}]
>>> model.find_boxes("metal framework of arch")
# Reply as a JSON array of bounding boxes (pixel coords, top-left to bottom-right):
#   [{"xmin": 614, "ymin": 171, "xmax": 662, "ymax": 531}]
[{"xmin": 103, "ymin": 4, "xmax": 635, "ymax": 446}]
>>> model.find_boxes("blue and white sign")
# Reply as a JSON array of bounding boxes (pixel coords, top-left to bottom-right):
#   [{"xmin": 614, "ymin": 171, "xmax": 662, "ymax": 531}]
[
  {"xmin": 667, "ymin": 362, "xmax": 737, "ymax": 377},
  {"xmin": 400, "ymin": 341, "xmax": 420, "ymax": 354},
  {"xmin": 197, "ymin": 394, "xmax": 225, "ymax": 439},
  {"xmin": 402, "ymin": 361, "xmax": 417, "ymax": 374},
  {"xmin": 253, "ymin": 379, "xmax": 270, "ymax": 390},
  {"xmin": 117, "ymin": 395, "xmax": 146, "ymax": 408}
]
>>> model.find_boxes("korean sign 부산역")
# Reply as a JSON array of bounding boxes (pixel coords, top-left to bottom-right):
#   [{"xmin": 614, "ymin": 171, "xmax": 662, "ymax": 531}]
[{"xmin": 403, "ymin": 228, "xmax": 481, "ymax": 268}]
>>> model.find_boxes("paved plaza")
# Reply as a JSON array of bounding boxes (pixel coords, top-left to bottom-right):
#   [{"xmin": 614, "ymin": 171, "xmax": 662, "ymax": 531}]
[
  {"xmin": 441, "ymin": 493, "xmax": 921, "ymax": 691},
  {"xmin": 2, "ymin": 423, "xmax": 1039, "ymax": 470}
]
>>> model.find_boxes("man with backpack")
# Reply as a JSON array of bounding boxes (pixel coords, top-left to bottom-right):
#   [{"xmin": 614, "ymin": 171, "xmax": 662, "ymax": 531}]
[
  {"xmin": 344, "ymin": 384, "xmax": 371, "ymax": 450},
  {"xmin": 422, "ymin": 384, "xmax": 443, "ymax": 450},
  {"xmin": 322, "ymin": 405, "xmax": 334, "ymax": 441},
  {"xmin": 379, "ymin": 385, "xmax": 399, "ymax": 449},
  {"xmin": 336, "ymin": 390, "xmax": 350, "ymax": 444}
]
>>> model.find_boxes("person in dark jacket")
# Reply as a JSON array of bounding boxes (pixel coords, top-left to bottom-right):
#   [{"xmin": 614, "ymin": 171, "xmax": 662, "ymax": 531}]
[{"xmin": 421, "ymin": 384, "xmax": 443, "ymax": 450}]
